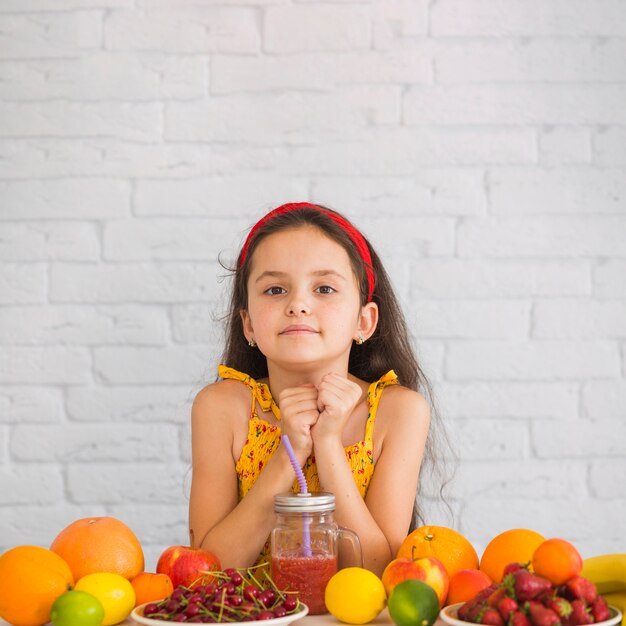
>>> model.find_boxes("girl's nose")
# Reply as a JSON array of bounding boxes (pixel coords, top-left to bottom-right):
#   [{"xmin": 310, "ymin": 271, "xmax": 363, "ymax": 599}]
[
  {"xmin": 287, "ymin": 303, "xmax": 310, "ymax": 315},
  {"xmin": 286, "ymin": 292, "xmax": 310, "ymax": 315}
]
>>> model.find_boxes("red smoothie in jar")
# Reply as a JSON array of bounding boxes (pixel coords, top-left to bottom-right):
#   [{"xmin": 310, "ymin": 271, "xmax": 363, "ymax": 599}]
[{"xmin": 271, "ymin": 552, "xmax": 338, "ymax": 614}]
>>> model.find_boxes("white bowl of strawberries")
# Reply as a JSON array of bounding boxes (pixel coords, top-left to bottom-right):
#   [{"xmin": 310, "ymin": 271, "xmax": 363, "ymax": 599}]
[{"xmin": 440, "ymin": 565, "xmax": 622, "ymax": 626}]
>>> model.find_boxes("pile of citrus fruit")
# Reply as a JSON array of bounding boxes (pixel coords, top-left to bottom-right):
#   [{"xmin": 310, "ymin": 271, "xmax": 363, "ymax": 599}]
[
  {"xmin": 0, "ymin": 516, "xmax": 172, "ymax": 626},
  {"xmin": 322, "ymin": 526, "xmax": 544, "ymax": 626},
  {"xmin": 325, "ymin": 526, "xmax": 621, "ymax": 626}
]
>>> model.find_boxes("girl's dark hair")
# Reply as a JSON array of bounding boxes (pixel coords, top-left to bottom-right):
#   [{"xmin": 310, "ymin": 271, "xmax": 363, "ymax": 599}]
[{"xmin": 219, "ymin": 204, "xmax": 454, "ymax": 529}]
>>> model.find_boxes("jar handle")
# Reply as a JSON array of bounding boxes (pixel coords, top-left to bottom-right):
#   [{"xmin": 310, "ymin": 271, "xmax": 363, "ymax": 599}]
[{"xmin": 337, "ymin": 526, "xmax": 363, "ymax": 569}]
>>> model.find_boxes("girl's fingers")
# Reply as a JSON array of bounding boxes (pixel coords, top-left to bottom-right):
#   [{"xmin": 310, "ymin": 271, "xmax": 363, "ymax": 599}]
[
  {"xmin": 318, "ymin": 377, "xmax": 361, "ymax": 413},
  {"xmin": 280, "ymin": 386, "xmax": 320, "ymax": 440},
  {"xmin": 316, "ymin": 387, "xmax": 343, "ymax": 413},
  {"xmin": 279, "ymin": 385, "xmax": 318, "ymax": 409},
  {"xmin": 281, "ymin": 397, "xmax": 319, "ymax": 419},
  {"xmin": 319, "ymin": 373, "xmax": 361, "ymax": 397},
  {"xmin": 287, "ymin": 410, "xmax": 319, "ymax": 428}
]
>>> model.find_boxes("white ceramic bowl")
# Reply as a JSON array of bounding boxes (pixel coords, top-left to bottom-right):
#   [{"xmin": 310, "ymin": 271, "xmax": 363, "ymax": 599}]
[
  {"xmin": 131, "ymin": 602, "xmax": 309, "ymax": 626},
  {"xmin": 440, "ymin": 602, "xmax": 622, "ymax": 626}
]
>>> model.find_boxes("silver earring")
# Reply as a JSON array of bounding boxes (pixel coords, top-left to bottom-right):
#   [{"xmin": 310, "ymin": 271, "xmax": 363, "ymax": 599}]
[
  {"xmin": 248, "ymin": 337, "xmax": 256, "ymax": 348},
  {"xmin": 356, "ymin": 335, "xmax": 365, "ymax": 345}
]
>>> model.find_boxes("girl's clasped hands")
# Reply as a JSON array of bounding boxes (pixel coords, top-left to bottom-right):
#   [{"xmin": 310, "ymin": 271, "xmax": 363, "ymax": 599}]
[{"xmin": 279, "ymin": 373, "xmax": 363, "ymax": 464}]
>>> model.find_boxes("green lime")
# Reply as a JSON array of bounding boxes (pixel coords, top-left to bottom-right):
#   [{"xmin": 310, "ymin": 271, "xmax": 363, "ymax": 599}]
[
  {"xmin": 388, "ymin": 579, "xmax": 440, "ymax": 626},
  {"xmin": 50, "ymin": 590, "xmax": 105, "ymax": 626}
]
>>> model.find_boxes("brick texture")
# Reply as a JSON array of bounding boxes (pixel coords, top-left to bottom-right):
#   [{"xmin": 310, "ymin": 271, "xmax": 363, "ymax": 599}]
[{"xmin": 1, "ymin": 0, "xmax": 625, "ymax": 568}]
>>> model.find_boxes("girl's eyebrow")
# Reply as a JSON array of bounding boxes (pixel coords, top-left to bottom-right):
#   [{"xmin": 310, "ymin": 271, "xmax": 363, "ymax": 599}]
[
  {"xmin": 254, "ymin": 270, "xmax": 285, "ymax": 283},
  {"xmin": 254, "ymin": 269, "xmax": 347, "ymax": 283},
  {"xmin": 312, "ymin": 269, "xmax": 347, "ymax": 281}
]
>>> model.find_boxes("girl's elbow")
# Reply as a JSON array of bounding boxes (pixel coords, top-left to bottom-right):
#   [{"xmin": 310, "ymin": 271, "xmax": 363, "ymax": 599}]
[{"xmin": 363, "ymin": 538, "xmax": 393, "ymax": 578}]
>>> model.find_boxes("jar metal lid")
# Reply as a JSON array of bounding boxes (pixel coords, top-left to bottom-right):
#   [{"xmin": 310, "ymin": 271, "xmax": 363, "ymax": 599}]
[{"xmin": 273, "ymin": 492, "xmax": 335, "ymax": 513}]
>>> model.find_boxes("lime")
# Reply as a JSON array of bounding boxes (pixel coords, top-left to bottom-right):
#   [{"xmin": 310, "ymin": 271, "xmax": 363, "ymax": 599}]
[
  {"xmin": 74, "ymin": 572, "xmax": 135, "ymax": 626},
  {"xmin": 50, "ymin": 590, "xmax": 105, "ymax": 626},
  {"xmin": 388, "ymin": 579, "xmax": 440, "ymax": 626},
  {"xmin": 324, "ymin": 567, "xmax": 387, "ymax": 624}
]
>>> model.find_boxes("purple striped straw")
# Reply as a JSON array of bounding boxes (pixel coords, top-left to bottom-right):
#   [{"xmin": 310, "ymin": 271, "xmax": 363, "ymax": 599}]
[{"xmin": 280, "ymin": 434, "xmax": 312, "ymax": 557}]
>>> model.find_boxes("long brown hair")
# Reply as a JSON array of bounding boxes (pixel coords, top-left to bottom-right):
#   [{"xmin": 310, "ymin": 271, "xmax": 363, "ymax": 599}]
[{"xmin": 219, "ymin": 204, "xmax": 453, "ymax": 528}]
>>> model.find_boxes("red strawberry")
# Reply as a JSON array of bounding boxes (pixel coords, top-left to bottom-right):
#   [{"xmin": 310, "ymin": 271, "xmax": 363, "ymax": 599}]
[
  {"xmin": 590, "ymin": 596, "xmax": 610, "ymax": 622},
  {"xmin": 459, "ymin": 585, "xmax": 501, "ymax": 620},
  {"xmin": 496, "ymin": 596, "xmax": 519, "ymax": 621},
  {"xmin": 510, "ymin": 611, "xmax": 533, "ymax": 626},
  {"xmin": 508, "ymin": 570, "xmax": 553, "ymax": 602},
  {"xmin": 545, "ymin": 597, "xmax": 573, "ymax": 620},
  {"xmin": 487, "ymin": 588, "xmax": 508, "ymax": 607},
  {"xmin": 475, "ymin": 584, "xmax": 502, "ymax": 603},
  {"xmin": 527, "ymin": 601, "xmax": 561, "ymax": 626},
  {"xmin": 503, "ymin": 563, "xmax": 528, "ymax": 577},
  {"xmin": 480, "ymin": 608, "xmax": 505, "ymax": 625},
  {"xmin": 459, "ymin": 600, "xmax": 488, "ymax": 622},
  {"xmin": 565, "ymin": 577, "xmax": 598, "ymax": 604},
  {"xmin": 565, "ymin": 600, "xmax": 593, "ymax": 626},
  {"xmin": 536, "ymin": 590, "xmax": 555, "ymax": 606}
]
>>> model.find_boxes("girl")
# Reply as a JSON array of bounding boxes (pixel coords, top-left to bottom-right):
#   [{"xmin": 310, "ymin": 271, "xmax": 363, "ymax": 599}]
[{"xmin": 189, "ymin": 202, "xmax": 433, "ymax": 577}]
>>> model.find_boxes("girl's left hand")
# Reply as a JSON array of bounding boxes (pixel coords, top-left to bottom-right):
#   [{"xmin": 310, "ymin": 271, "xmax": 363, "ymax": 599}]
[{"xmin": 312, "ymin": 373, "xmax": 363, "ymax": 443}]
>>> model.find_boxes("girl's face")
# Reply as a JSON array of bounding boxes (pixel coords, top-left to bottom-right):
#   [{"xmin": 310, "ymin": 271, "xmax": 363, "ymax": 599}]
[{"xmin": 240, "ymin": 226, "xmax": 378, "ymax": 372}]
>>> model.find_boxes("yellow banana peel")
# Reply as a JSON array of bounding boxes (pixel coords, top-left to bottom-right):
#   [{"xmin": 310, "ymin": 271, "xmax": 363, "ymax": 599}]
[
  {"xmin": 582, "ymin": 554, "xmax": 626, "ymax": 594},
  {"xmin": 602, "ymin": 591, "xmax": 626, "ymax": 626}
]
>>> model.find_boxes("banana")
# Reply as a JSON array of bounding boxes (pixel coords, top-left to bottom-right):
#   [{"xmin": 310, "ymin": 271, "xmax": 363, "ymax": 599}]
[
  {"xmin": 602, "ymin": 591, "xmax": 626, "ymax": 626},
  {"xmin": 582, "ymin": 554, "xmax": 626, "ymax": 594}
]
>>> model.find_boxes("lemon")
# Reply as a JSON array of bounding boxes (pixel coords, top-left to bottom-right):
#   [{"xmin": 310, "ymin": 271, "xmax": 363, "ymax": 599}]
[
  {"xmin": 388, "ymin": 579, "xmax": 440, "ymax": 626},
  {"xmin": 74, "ymin": 572, "xmax": 135, "ymax": 626},
  {"xmin": 325, "ymin": 567, "xmax": 387, "ymax": 624}
]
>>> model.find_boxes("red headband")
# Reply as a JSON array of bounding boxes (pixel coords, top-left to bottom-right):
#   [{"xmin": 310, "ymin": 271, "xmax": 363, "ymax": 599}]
[{"xmin": 239, "ymin": 202, "xmax": 375, "ymax": 302}]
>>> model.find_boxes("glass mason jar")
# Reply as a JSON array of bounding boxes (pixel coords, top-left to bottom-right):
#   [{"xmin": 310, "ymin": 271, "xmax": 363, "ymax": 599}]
[{"xmin": 270, "ymin": 492, "xmax": 362, "ymax": 615}]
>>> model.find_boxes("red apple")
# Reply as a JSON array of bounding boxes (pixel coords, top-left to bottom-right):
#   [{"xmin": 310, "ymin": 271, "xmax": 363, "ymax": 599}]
[
  {"xmin": 156, "ymin": 545, "xmax": 221, "ymax": 588},
  {"xmin": 382, "ymin": 556, "xmax": 449, "ymax": 606}
]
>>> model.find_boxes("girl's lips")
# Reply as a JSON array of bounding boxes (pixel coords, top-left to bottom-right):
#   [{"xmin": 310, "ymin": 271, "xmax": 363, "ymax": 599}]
[{"xmin": 280, "ymin": 325, "xmax": 318, "ymax": 335}]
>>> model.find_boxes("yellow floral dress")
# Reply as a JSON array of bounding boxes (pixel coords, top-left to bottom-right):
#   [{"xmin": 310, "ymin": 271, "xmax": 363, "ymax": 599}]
[{"xmin": 217, "ymin": 364, "xmax": 399, "ymax": 567}]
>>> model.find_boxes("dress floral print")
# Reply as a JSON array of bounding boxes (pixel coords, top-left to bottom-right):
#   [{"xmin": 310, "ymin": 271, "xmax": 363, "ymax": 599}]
[{"xmin": 217, "ymin": 364, "xmax": 398, "ymax": 566}]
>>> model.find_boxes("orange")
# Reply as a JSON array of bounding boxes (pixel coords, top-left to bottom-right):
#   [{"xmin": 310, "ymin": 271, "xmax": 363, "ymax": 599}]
[
  {"xmin": 131, "ymin": 572, "xmax": 174, "ymax": 607},
  {"xmin": 532, "ymin": 538, "xmax": 582, "ymax": 585},
  {"xmin": 446, "ymin": 568, "xmax": 493, "ymax": 606},
  {"xmin": 479, "ymin": 528, "xmax": 545, "ymax": 583},
  {"xmin": 50, "ymin": 516, "xmax": 144, "ymax": 581},
  {"xmin": 396, "ymin": 525, "xmax": 479, "ymax": 579},
  {"xmin": 0, "ymin": 545, "xmax": 74, "ymax": 626}
]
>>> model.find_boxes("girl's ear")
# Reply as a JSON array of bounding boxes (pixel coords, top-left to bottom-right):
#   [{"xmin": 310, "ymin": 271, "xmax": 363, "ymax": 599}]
[
  {"xmin": 240, "ymin": 309, "xmax": 254, "ymax": 340},
  {"xmin": 356, "ymin": 302, "xmax": 378, "ymax": 341}
]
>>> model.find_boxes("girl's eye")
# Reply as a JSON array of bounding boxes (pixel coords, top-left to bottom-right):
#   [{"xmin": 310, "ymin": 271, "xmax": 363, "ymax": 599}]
[
  {"xmin": 316, "ymin": 285, "xmax": 336, "ymax": 295},
  {"xmin": 264, "ymin": 286, "xmax": 286, "ymax": 296}
]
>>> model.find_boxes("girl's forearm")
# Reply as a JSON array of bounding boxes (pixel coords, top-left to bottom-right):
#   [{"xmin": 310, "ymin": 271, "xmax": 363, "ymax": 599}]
[
  {"xmin": 313, "ymin": 438, "xmax": 392, "ymax": 577},
  {"xmin": 198, "ymin": 449, "xmax": 295, "ymax": 568}
]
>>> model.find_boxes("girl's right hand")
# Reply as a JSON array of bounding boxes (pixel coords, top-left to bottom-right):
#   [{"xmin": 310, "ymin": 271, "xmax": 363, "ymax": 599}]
[{"xmin": 278, "ymin": 384, "xmax": 320, "ymax": 464}]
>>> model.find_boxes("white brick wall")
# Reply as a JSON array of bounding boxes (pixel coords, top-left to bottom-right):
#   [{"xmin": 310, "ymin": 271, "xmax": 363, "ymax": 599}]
[{"xmin": 1, "ymin": 0, "xmax": 624, "ymax": 569}]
